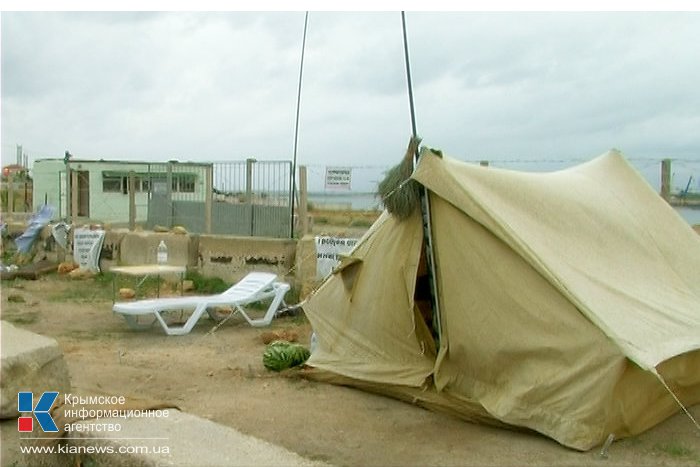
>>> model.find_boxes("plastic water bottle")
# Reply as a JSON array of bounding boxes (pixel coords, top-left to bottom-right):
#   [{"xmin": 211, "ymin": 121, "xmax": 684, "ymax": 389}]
[{"xmin": 157, "ymin": 240, "xmax": 168, "ymax": 265}]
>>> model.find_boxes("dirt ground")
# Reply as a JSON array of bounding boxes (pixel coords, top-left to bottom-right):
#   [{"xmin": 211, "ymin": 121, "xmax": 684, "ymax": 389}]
[{"xmin": 1, "ymin": 273, "xmax": 699, "ymax": 467}]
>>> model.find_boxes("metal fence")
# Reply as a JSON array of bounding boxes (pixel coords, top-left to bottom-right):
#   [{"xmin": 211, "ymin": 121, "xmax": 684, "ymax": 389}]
[
  {"xmin": 147, "ymin": 159, "xmax": 293, "ymax": 238},
  {"xmin": 301, "ymin": 157, "xmax": 700, "ymax": 211},
  {"xmin": 1, "ymin": 180, "xmax": 33, "ymax": 213},
  {"xmin": 15, "ymin": 155, "xmax": 699, "ymax": 233}
]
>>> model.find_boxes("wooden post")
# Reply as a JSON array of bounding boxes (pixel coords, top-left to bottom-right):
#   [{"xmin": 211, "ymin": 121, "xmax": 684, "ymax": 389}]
[
  {"xmin": 71, "ymin": 170, "xmax": 79, "ymax": 225},
  {"xmin": 128, "ymin": 171, "xmax": 136, "ymax": 231},
  {"xmin": 65, "ymin": 154, "xmax": 71, "ymax": 219},
  {"xmin": 7, "ymin": 172, "xmax": 14, "ymax": 216},
  {"xmin": 205, "ymin": 164, "xmax": 213, "ymax": 234},
  {"xmin": 661, "ymin": 158, "xmax": 672, "ymax": 202},
  {"xmin": 298, "ymin": 165, "xmax": 308, "ymax": 236},
  {"xmin": 166, "ymin": 162, "xmax": 173, "ymax": 228},
  {"xmin": 22, "ymin": 181, "xmax": 28, "ymax": 212},
  {"xmin": 246, "ymin": 158, "xmax": 255, "ymax": 236}
]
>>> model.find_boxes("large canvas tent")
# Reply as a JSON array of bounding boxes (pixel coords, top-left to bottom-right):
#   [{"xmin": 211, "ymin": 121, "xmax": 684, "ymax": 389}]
[{"xmin": 303, "ymin": 148, "xmax": 700, "ymax": 451}]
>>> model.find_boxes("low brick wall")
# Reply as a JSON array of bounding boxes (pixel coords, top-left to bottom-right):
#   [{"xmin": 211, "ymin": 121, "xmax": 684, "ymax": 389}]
[
  {"xmin": 108, "ymin": 232, "xmax": 298, "ymax": 286},
  {"xmin": 2, "ymin": 222, "xmax": 339, "ymax": 300}
]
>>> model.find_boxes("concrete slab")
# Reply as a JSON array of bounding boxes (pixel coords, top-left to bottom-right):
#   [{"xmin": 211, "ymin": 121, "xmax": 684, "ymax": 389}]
[
  {"xmin": 198, "ymin": 235, "xmax": 296, "ymax": 283},
  {"xmin": 1, "ymin": 419, "xmax": 74, "ymax": 467},
  {"xmin": 0, "ymin": 321, "xmax": 71, "ymax": 419},
  {"xmin": 69, "ymin": 409, "xmax": 330, "ymax": 466},
  {"xmin": 119, "ymin": 232, "xmax": 194, "ymax": 268}
]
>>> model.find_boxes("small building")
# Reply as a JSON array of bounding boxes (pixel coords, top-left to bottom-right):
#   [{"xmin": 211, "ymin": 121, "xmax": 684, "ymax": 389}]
[
  {"xmin": 2, "ymin": 164, "xmax": 29, "ymax": 179},
  {"xmin": 32, "ymin": 158, "xmax": 212, "ymax": 224}
]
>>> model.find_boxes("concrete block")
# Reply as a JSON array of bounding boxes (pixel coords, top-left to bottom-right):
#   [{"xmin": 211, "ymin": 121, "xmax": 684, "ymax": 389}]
[
  {"xmin": 198, "ymin": 235, "xmax": 296, "ymax": 283},
  {"xmin": 119, "ymin": 232, "xmax": 194, "ymax": 267},
  {"xmin": 0, "ymin": 321, "xmax": 71, "ymax": 418},
  {"xmin": 69, "ymin": 409, "xmax": 328, "ymax": 466},
  {"xmin": 1, "ymin": 419, "xmax": 74, "ymax": 467},
  {"xmin": 296, "ymin": 235, "xmax": 319, "ymax": 300}
]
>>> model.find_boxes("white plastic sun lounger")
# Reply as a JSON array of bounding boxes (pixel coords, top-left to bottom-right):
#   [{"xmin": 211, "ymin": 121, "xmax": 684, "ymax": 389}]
[{"xmin": 112, "ymin": 272, "xmax": 290, "ymax": 335}]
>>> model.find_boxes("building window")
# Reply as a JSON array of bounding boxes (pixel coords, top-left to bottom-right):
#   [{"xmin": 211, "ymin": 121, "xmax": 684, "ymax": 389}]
[
  {"xmin": 171, "ymin": 174, "xmax": 195, "ymax": 193},
  {"xmin": 102, "ymin": 174, "xmax": 122, "ymax": 192},
  {"xmin": 102, "ymin": 171, "xmax": 196, "ymax": 193},
  {"xmin": 179, "ymin": 175, "xmax": 196, "ymax": 193}
]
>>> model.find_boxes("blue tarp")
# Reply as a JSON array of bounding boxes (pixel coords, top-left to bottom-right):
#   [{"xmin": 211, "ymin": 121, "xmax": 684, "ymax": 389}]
[{"xmin": 15, "ymin": 205, "xmax": 56, "ymax": 253}]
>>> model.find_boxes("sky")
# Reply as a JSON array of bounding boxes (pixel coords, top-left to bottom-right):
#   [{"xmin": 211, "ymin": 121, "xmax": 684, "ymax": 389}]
[{"xmin": 1, "ymin": 6, "xmax": 699, "ymax": 192}]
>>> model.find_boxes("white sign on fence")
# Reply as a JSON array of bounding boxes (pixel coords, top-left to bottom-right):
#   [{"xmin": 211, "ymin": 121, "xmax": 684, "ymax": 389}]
[
  {"xmin": 325, "ymin": 167, "xmax": 352, "ymax": 190},
  {"xmin": 73, "ymin": 228, "xmax": 105, "ymax": 273},
  {"xmin": 315, "ymin": 236, "xmax": 359, "ymax": 280}
]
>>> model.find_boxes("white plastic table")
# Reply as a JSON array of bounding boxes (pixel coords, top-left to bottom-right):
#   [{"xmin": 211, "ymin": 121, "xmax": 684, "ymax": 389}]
[{"xmin": 111, "ymin": 265, "xmax": 186, "ymax": 302}]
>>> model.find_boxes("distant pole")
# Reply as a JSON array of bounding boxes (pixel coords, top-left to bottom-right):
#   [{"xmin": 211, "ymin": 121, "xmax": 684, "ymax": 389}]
[
  {"xmin": 661, "ymin": 158, "xmax": 672, "ymax": 202},
  {"xmin": 290, "ymin": 11, "xmax": 309, "ymax": 239}
]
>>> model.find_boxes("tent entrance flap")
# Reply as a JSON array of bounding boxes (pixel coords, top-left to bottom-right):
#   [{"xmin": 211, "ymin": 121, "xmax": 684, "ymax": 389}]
[{"xmin": 304, "ymin": 208, "xmax": 435, "ymax": 388}]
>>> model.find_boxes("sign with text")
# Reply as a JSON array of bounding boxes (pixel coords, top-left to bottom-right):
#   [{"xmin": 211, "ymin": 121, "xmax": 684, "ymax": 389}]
[
  {"xmin": 73, "ymin": 228, "xmax": 105, "ymax": 273},
  {"xmin": 315, "ymin": 236, "xmax": 359, "ymax": 280},
  {"xmin": 324, "ymin": 167, "xmax": 352, "ymax": 190}
]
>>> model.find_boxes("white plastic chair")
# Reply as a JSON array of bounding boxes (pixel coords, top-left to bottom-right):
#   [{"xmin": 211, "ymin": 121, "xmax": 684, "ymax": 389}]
[{"xmin": 112, "ymin": 272, "xmax": 290, "ymax": 335}]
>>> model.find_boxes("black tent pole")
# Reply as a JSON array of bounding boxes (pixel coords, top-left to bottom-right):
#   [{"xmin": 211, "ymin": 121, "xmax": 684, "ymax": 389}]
[{"xmin": 290, "ymin": 11, "xmax": 309, "ymax": 239}]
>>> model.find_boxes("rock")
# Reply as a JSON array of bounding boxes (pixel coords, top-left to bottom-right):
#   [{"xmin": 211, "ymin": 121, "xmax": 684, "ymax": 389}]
[
  {"xmin": 172, "ymin": 225, "xmax": 188, "ymax": 235},
  {"xmin": 119, "ymin": 288, "xmax": 136, "ymax": 299},
  {"xmin": 153, "ymin": 225, "xmax": 170, "ymax": 233},
  {"xmin": 260, "ymin": 329, "xmax": 299, "ymax": 345},
  {"xmin": 210, "ymin": 306, "xmax": 233, "ymax": 319},
  {"xmin": 57, "ymin": 262, "xmax": 78, "ymax": 274},
  {"xmin": 0, "ymin": 321, "xmax": 71, "ymax": 418},
  {"xmin": 7, "ymin": 293, "xmax": 25, "ymax": 303},
  {"xmin": 68, "ymin": 268, "xmax": 96, "ymax": 280}
]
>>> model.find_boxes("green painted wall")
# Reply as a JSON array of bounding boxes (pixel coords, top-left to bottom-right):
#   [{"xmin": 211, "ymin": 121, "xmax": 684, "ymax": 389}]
[{"xmin": 32, "ymin": 159, "xmax": 209, "ymax": 223}]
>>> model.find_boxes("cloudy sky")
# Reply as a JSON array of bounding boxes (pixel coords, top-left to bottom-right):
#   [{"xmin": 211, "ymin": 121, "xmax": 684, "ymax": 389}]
[{"xmin": 2, "ymin": 8, "xmax": 699, "ymax": 191}]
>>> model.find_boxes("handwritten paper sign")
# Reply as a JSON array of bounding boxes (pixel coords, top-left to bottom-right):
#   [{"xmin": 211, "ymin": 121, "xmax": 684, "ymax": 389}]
[
  {"xmin": 73, "ymin": 228, "xmax": 105, "ymax": 272},
  {"xmin": 314, "ymin": 236, "xmax": 359, "ymax": 280}
]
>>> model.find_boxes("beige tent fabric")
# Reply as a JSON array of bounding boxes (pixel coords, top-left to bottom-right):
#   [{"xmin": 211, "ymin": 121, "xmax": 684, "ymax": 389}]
[
  {"xmin": 304, "ymin": 148, "xmax": 700, "ymax": 451},
  {"xmin": 305, "ymin": 209, "xmax": 435, "ymax": 387},
  {"xmin": 413, "ymin": 149, "xmax": 700, "ymax": 370},
  {"xmin": 429, "ymin": 193, "xmax": 629, "ymax": 447}
]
